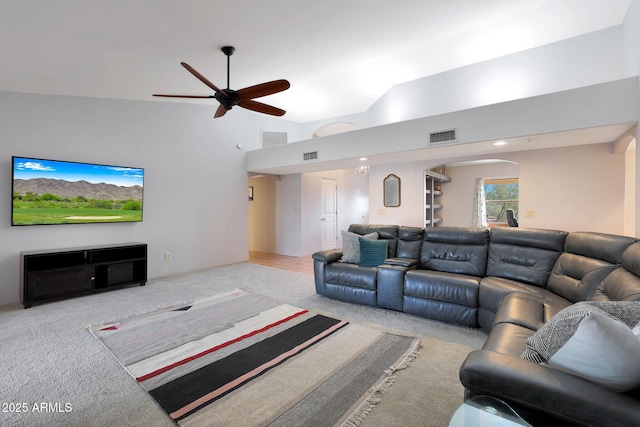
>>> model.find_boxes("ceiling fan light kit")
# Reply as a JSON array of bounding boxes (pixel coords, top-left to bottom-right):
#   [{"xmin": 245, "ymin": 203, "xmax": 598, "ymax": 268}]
[{"xmin": 153, "ymin": 46, "xmax": 290, "ymax": 119}]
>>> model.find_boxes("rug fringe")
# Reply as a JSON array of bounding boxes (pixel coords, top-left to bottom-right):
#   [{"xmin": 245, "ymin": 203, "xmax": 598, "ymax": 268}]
[{"xmin": 342, "ymin": 337, "xmax": 421, "ymax": 427}]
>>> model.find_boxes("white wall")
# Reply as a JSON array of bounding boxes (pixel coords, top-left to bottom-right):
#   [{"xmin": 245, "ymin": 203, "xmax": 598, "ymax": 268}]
[
  {"xmin": 623, "ymin": 0, "xmax": 640, "ymax": 78},
  {"xmin": 274, "ymin": 174, "xmax": 302, "ymax": 256},
  {"xmin": 370, "ymin": 27, "xmax": 625, "ymax": 127},
  {"xmin": 0, "ymin": 91, "xmax": 289, "ymax": 306},
  {"xmin": 248, "ymin": 176, "xmax": 276, "ymax": 252},
  {"xmin": 368, "ymin": 162, "xmax": 430, "ymax": 227},
  {"xmin": 444, "ymin": 162, "xmax": 520, "ymax": 227},
  {"xmin": 506, "ymin": 144, "xmax": 625, "ymax": 233}
]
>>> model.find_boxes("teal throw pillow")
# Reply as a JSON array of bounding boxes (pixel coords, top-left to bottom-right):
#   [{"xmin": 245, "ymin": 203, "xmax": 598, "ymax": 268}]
[{"xmin": 358, "ymin": 237, "xmax": 388, "ymax": 267}]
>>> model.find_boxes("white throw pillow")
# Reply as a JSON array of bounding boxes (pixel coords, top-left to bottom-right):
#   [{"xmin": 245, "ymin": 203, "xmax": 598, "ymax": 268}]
[
  {"xmin": 340, "ymin": 231, "xmax": 378, "ymax": 263},
  {"xmin": 521, "ymin": 301, "xmax": 640, "ymax": 392}
]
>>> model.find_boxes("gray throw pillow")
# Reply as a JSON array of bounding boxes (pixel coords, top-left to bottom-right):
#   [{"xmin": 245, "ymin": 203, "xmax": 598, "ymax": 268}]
[
  {"xmin": 340, "ymin": 231, "xmax": 378, "ymax": 263},
  {"xmin": 521, "ymin": 301, "xmax": 640, "ymax": 392}
]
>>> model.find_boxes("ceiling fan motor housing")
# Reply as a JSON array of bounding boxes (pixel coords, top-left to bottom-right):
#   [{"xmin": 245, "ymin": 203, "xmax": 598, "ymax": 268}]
[{"xmin": 215, "ymin": 89, "xmax": 239, "ymax": 110}]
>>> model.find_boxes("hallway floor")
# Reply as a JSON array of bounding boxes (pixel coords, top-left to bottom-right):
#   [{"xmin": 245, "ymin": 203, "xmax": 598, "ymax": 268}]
[{"xmin": 248, "ymin": 251, "xmax": 314, "ymax": 275}]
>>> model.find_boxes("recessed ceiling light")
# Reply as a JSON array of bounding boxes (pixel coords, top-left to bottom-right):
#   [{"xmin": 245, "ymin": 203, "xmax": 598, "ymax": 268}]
[
  {"xmin": 359, "ymin": 157, "xmax": 368, "ymax": 161},
  {"xmin": 493, "ymin": 141, "xmax": 508, "ymax": 146}
]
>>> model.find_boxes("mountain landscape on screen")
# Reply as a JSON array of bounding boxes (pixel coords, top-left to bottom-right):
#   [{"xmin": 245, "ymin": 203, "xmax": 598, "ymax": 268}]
[
  {"xmin": 13, "ymin": 178, "xmax": 142, "ymax": 201},
  {"xmin": 12, "ymin": 157, "xmax": 144, "ymax": 225}
]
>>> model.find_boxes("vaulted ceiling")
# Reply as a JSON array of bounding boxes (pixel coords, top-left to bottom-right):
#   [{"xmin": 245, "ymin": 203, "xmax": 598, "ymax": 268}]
[{"xmin": 0, "ymin": 0, "xmax": 631, "ymax": 123}]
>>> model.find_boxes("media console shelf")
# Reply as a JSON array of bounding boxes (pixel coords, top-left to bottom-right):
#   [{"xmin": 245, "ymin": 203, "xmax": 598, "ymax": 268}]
[{"xmin": 20, "ymin": 242, "xmax": 147, "ymax": 308}]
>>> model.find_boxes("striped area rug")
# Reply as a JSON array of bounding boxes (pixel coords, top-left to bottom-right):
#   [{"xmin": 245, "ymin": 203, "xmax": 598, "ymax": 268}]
[{"xmin": 89, "ymin": 289, "xmax": 420, "ymax": 427}]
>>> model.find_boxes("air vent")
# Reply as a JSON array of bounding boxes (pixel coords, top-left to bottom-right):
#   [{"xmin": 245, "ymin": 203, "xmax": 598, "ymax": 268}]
[
  {"xmin": 261, "ymin": 131, "xmax": 288, "ymax": 148},
  {"xmin": 303, "ymin": 151, "xmax": 318, "ymax": 161},
  {"xmin": 428, "ymin": 129, "xmax": 458, "ymax": 146}
]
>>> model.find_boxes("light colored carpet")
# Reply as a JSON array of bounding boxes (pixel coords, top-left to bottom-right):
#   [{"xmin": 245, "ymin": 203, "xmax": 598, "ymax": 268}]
[{"xmin": 0, "ymin": 263, "xmax": 486, "ymax": 427}]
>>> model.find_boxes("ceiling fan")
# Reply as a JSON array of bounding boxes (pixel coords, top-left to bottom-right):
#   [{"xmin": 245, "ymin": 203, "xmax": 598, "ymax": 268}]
[{"xmin": 153, "ymin": 46, "xmax": 290, "ymax": 118}]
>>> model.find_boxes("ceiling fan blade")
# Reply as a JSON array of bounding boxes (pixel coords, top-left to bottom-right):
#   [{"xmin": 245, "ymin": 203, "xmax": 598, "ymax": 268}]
[
  {"xmin": 238, "ymin": 99, "xmax": 286, "ymax": 116},
  {"xmin": 153, "ymin": 94, "xmax": 215, "ymax": 99},
  {"xmin": 237, "ymin": 80, "xmax": 290, "ymax": 100},
  {"xmin": 181, "ymin": 62, "xmax": 223, "ymax": 93},
  {"xmin": 214, "ymin": 104, "xmax": 228, "ymax": 118}
]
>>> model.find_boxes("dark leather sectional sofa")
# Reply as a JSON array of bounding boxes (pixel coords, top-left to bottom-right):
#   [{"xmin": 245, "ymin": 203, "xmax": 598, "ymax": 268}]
[{"xmin": 312, "ymin": 224, "xmax": 640, "ymax": 426}]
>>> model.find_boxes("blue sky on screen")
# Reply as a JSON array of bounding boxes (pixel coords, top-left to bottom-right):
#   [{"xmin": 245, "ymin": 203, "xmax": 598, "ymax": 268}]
[{"xmin": 13, "ymin": 158, "xmax": 143, "ymax": 187}]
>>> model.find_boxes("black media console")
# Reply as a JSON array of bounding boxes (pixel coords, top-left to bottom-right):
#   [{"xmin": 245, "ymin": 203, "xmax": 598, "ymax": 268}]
[{"xmin": 20, "ymin": 242, "xmax": 147, "ymax": 308}]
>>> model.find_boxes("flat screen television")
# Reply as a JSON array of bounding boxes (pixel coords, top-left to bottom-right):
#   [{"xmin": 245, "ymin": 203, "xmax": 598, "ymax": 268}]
[{"xmin": 12, "ymin": 156, "xmax": 144, "ymax": 226}]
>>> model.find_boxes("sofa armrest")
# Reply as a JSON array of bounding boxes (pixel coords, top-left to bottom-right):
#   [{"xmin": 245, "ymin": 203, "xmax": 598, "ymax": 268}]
[
  {"xmin": 312, "ymin": 249, "xmax": 343, "ymax": 295},
  {"xmin": 383, "ymin": 257, "xmax": 418, "ymax": 268},
  {"xmin": 377, "ymin": 264, "xmax": 413, "ymax": 311},
  {"xmin": 312, "ymin": 249, "xmax": 343, "ymax": 264},
  {"xmin": 459, "ymin": 349, "xmax": 640, "ymax": 427}
]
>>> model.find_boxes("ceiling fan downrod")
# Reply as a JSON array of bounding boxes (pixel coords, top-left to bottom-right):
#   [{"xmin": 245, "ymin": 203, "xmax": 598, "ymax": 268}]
[{"xmin": 221, "ymin": 46, "xmax": 235, "ymax": 90}]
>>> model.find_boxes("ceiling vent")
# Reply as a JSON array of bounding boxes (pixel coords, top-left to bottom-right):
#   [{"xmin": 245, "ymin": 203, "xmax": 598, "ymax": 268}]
[
  {"xmin": 261, "ymin": 131, "xmax": 288, "ymax": 148},
  {"xmin": 303, "ymin": 151, "xmax": 318, "ymax": 161},
  {"xmin": 428, "ymin": 129, "xmax": 458, "ymax": 146}
]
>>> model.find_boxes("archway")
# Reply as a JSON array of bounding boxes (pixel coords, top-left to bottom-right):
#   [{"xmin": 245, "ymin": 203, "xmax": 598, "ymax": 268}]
[
  {"xmin": 312, "ymin": 122, "xmax": 357, "ymax": 138},
  {"xmin": 614, "ymin": 127, "xmax": 638, "ymax": 237}
]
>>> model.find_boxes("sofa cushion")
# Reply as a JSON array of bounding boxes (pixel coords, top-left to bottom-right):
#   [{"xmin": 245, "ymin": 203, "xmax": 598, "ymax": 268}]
[
  {"xmin": 340, "ymin": 230, "xmax": 378, "ymax": 263},
  {"xmin": 622, "ymin": 241, "xmax": 640, "ymax": 276},
  {"xmin": 358, "ymin": 237, "xmax": 388, "ymax": 267},
  {"xmin": 547, "ymin": 253, "xmax": 617, "ymax": 303},
  {"xmin": 489, "ymin": 227, "xmax": 568, "ymax": 252},
  {"xmin": 486, "ymin": 228, "xmax": 567, "ymax": 287},
  {"xmin": 546, "ymin": 232, "xmax": 636, "ymax": 303},
  {"xmin": 482, "ymin": 321, "xmax": 534, "ymax": 356},
  {"xmin": 478, "ymin": 276, "xmax": 571, "ymax": 331},
  {"xmin": 420, "ymin": 227, "xmax": 489, "ymax": 276},
  {"xmin": 491, "ymin": 292, "xmax": 571, "ymax": 332},
  {"xmin": 404, "ymin": 270, "xmax": 480, "ymax": 307},
  {"xmin": 563, "ymin": 231, "xmax": 637, "ymax": 265},
  {"xmin": 396, "ymin": 226, "xmax": 424, "ymax": 260},
  {"xmin": 324, "ymin": 262, "xmax": 377, "ymax": 290},
  {"xmin": 590, "ymin": 266, "xmax": 640, "ymax": 302},
  {"xmin": 590, "ymin": 242, "xmax": 640, "ymax": 302},
  {"xmin": 521, "ymin": 301, "xmax": 640, "ymax": 392},
  {"xmin": 478, "ymin": 277, "xmax": 567, "ymax": 315},
  {"xmin": 403, "ymin": 296, "xmax": 478, "ymax": 327}
]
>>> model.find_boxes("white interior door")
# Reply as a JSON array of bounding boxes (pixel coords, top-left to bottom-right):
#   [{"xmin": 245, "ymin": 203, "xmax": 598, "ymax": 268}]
[{"xmin": 321, "ymin": 178, "xmax": 337, "ymax": 250}]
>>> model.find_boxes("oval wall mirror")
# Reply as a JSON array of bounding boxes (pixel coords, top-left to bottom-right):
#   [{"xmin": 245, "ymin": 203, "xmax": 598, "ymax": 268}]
[{"xmin": 383, "ymin": 174, "xmax": 401, "ymax": 207}]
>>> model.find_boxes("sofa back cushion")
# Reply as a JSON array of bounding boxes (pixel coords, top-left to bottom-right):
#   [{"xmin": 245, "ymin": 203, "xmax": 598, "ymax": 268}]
[
  {"xmin": 591, "ymin": 242, "xmax": 640, "ymax": 302},
  {"xmin": 348, "ymin": 224, "xmax": 399, "ymax": 257},
  {"xmin": 486, "ymin": 227, "xmax": 568, "ymax": 287},
  {"xmin": 396, "ymin": 226, "xmax": 424, "ymax": 260},
  {"xmin": 563, "ymin": 231, "xmax": 637, "ymax": 264},
  {"xmin": 547, "ymin": 232, "xmax": 637, "ymax": 302},
  {"xmin": 420, "ymin": 227, "xmax": 489, "ymax": 276}
]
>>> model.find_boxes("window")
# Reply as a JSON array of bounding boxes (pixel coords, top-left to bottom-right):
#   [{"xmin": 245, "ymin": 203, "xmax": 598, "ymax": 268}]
[{"xmin": 484, "ymin": 178, "xmax": 518, "ymax": 225}]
